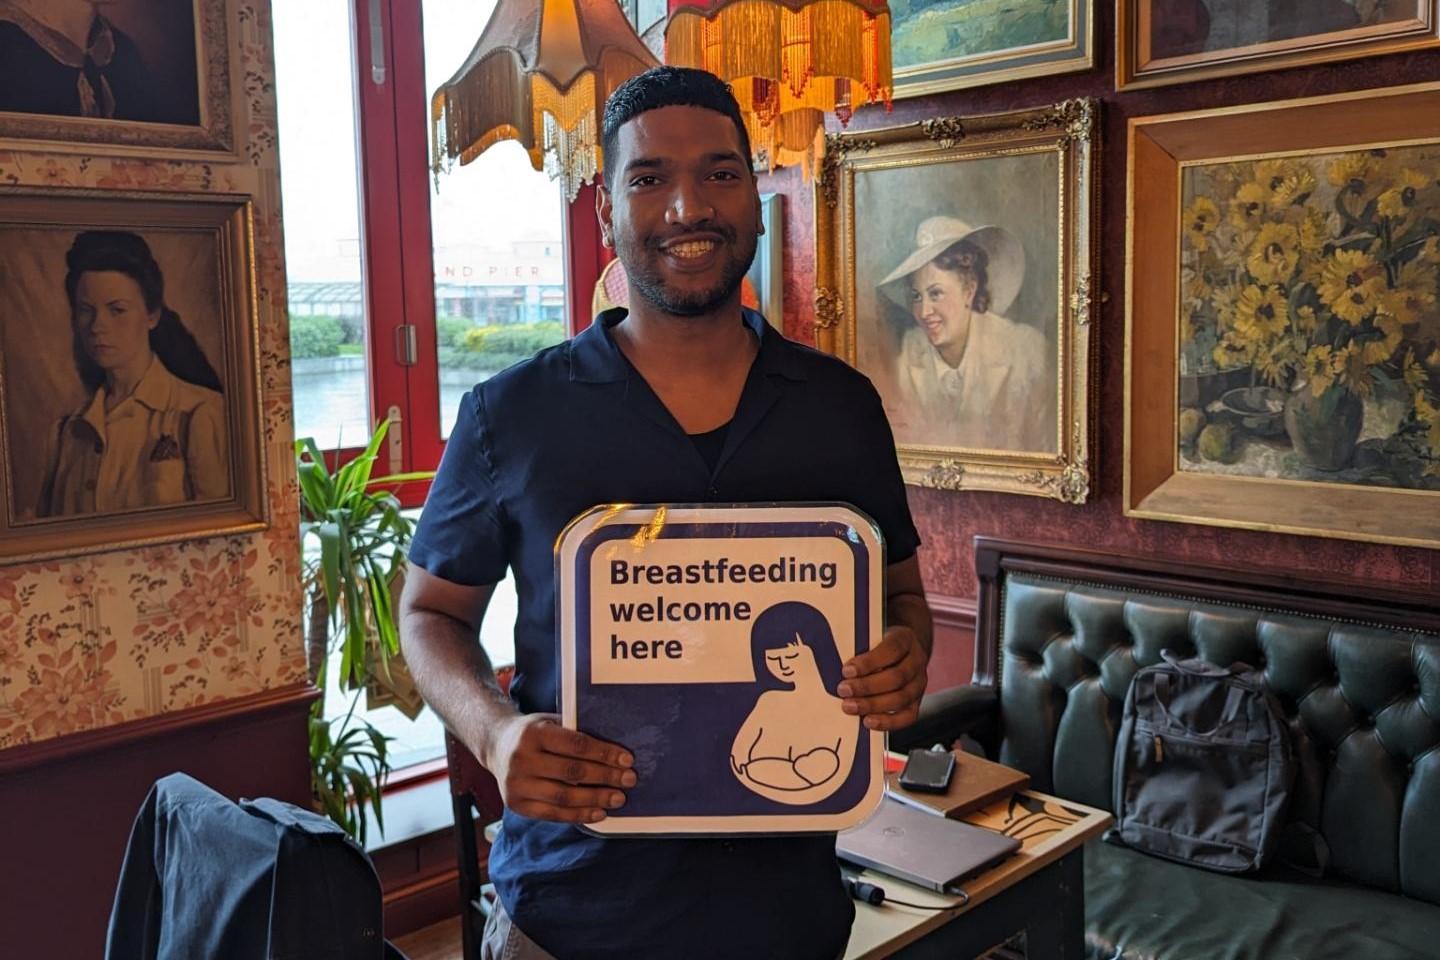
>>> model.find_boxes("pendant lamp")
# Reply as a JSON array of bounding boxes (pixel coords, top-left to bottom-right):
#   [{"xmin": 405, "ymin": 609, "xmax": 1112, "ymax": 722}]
[
  {"xmin": 664, "ymin": 0, "xmax": 892, "ymax": 174},
  {"xmin": 431, "ymin": 0, "xmax": 660, "ymax": 200}
]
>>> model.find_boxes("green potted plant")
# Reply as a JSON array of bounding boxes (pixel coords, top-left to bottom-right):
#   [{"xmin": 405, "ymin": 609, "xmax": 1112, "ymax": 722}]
[{"xmin": 296, "ymin": 419, "xmax": 432, "ymax": 843}]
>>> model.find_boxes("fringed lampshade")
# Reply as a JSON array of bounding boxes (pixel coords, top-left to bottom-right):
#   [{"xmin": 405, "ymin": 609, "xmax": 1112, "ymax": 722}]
[
  {"xmin": 664, "ymin": 0, "xmax": 892, "ymax": 175},
  {"xmin": 431, "ymin": 0, "xmax": 660, "ymax": 201}
]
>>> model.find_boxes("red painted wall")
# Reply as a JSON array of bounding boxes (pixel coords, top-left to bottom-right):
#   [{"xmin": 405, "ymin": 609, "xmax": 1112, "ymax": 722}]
[{"xmin": 761, "ymin": 10, "xmax": 1440, "ymax": 606}]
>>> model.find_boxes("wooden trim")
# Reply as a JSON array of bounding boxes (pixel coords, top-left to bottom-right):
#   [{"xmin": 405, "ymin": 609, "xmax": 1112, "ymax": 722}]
[
  {"xmin": 0, "ymin": 682, "xmax": 319, "ymax": 775},
  {"xmin": 971, "ymin": 537, "xmax": 1440, "ymax": 687},
  {"xmin": 929, "ymin": 593, "xmax": 977, "ymax": 631},
  {"xmin": 387, "ymin": 755, "xmax": 450, "ymax": 791},
  {"xmin": 384, "ymin": 866, "xmax": 463, "ymax": 937}
]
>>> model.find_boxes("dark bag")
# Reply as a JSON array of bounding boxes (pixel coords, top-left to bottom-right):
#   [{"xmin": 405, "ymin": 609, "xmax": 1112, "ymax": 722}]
[
  {"xmin": 106, "ymin": 772, "xmax": 402, "ymax": 960},
  {"xmin": 1110, "ymin": 650, "xmax": 1295, "ymax": 873}
]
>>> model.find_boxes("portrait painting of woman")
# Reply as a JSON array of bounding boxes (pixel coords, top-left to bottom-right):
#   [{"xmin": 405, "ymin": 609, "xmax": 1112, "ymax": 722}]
[
  {"xmin": 878, "ymin": 216, "xmax": 1055, "ymax": 453},
  {"xmin": 38, "ymin": 230, "xmax": 228, "ymax": 518},
  {"xmin": 0, "ymin": 0, "xmax": 201, "ymax": 125},
  {"xmin": 846, "ymin": 146, "xmax": 1064, "ymax": 464},
  {"xmin": 0, "ymin": 191, "xmax": 264, "ymax": 562}
]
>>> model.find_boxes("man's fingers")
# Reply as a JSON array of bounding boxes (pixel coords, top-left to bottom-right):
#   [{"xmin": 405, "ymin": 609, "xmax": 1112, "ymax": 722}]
[
  {"xmin": 842, "ymin": 636, "xmax": 908, "ymax": 679},
  {"xmin": 845, "ymin": 673, "xmax": 928, "ymax": 717},
  {"xmin": 508, "ymin": 801, "xmax": 608, "ymax": 824},
  {"xmin": 532, "ymin": 719, "xmax": 634, "ymax": 769},
  {"xmin": 860, "ymin": 704, "xmax": 921, "ymax": 732},
  {"xmin": 526, "ymin": 753, "xmax": 637, "ymax": 789},
  {"xmin": 838, "ymin": 653, "xmax": 925, "ymax": 700},
  {"xmin": 506, "ymin": 777, "xmax": 627, "ymax": 822}
]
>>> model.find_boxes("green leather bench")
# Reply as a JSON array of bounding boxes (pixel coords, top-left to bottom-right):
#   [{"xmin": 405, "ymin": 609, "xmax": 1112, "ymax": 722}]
[{"xmin": 894, "ymin": 539, "xmax": 1440, "ymax": 960}]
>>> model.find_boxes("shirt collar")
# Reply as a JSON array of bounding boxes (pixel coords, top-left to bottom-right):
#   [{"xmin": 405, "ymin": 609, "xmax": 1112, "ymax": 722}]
[
  {"xmin": 0, "ymin": 3, "xmax": 112, "ymax": 68},
  {"xmin": 568, "ymin": 306, "xmax": 806, "ymax": 384},
  {"xmin": 77, "ymin": 357, "xmax": 178, "ymax": 435}
]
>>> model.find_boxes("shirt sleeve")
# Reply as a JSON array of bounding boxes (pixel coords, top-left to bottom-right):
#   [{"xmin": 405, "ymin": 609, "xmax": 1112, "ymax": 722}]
[
  {"xmin": 858, "ymin": 383, "xmax": 921, "ymax": 566},
  {"xmin": 408, "ymin": 387, "xmax": 510, "ymax": 586}
]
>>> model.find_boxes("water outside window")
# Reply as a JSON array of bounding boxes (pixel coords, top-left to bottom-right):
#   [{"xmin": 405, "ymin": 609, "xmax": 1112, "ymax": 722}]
[
  {"xmin": 273, "ymin": 0, "xmax": 370, "ymax": 453},
  {"xmin": 424, "ymin": 0, "xmax": 568, "ymax": 439}
]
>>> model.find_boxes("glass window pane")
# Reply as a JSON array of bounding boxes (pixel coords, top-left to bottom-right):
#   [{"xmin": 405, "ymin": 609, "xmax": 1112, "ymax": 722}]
[
  {"xmin": 423, "ymin": 0, "xmax": 568, "ymax": 440},
  {"xmin": 274, "ymin": 0, "xmax": 370, "ymax": 453},
  {"xmin": 318, "ymin": 567, "xmax": 519, "ymax": 772},
  {"xmin": 637, "ymin": 0, "xmax": 666, "ymax": 34}
]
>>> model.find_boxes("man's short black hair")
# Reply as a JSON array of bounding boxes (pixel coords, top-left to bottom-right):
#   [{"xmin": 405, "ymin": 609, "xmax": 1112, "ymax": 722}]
[{"xmin": 601, "ymin": 66, "xmax": 753, "ymax": 188}]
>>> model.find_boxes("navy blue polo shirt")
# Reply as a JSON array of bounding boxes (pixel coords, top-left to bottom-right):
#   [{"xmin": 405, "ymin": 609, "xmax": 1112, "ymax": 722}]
[{"xmin": 409, "ymin": 307, "xmax": 919, "ymax": 959}]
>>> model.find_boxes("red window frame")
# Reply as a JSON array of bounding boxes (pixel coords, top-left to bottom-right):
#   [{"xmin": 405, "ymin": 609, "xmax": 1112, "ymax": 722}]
[{"xmin": 338, "ymin": 0, "xmax": 609, "ymax": 507}]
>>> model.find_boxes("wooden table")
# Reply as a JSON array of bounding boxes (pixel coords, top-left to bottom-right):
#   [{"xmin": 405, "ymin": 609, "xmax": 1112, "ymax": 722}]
[{"xmin": 843, "ymin": 788, "xmax": 1111, "ymax": 960}]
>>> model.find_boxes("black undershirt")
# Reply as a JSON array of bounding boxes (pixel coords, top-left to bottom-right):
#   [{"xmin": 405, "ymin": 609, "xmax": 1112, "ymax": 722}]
[{"xmin": 688, "ymin": 420, "xmax": 730, "ymax": 474}]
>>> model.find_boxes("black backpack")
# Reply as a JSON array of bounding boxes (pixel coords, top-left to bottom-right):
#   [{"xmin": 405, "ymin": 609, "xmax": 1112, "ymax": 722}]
[{"xmin": 1110, "ymin": 651, "xmax": 1296, "ymax": 873}]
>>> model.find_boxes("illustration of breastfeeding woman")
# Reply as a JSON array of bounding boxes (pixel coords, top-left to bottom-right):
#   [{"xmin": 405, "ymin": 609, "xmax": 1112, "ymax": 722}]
[{"xmin": 730, "ymin": 602, "xmax": 859, "ymax": 805}]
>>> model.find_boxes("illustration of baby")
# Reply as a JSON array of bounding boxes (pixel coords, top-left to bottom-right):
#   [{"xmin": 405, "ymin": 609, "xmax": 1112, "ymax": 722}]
[{"xmin": 730, "ymin": 602, "xmax": 859, "ymax": 805}]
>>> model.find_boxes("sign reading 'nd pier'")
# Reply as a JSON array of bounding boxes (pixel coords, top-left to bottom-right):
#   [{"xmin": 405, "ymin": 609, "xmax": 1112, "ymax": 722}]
[{"xmin": 557, "ymin": 504, "xmax": 886, "ymax": 835}]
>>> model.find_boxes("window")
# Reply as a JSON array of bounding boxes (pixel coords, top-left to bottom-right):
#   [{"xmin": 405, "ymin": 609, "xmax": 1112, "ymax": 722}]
[
  {"xmin": 421, "ymin": 0, "xmax": 568, "ymax": 439},
  {"xmin": 273, "ymin": 0, "xmax": 370, "ymax": 453},
  {"xmin": 275, "ymin": 0, "xmax": 572, "ymax": 779},
  {"xmin": 277, "ymin": 0, "xmax": 571, "ymax": 479}
]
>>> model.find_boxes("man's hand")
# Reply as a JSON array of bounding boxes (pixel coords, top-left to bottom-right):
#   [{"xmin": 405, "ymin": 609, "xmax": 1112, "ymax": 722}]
[
  {"xmin": 838, "ymin": 624, "xmax": 929, "ymax": 731},
  {"xmin": 485, "ymin": 713, "xmax": 637, "ymax": 824}
]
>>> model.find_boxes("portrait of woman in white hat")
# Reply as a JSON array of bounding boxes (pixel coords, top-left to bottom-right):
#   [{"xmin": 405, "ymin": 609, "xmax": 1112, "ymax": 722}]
[{"xmin": 877, "ymin": 215, "xmax": 1056, "ymax": 453}]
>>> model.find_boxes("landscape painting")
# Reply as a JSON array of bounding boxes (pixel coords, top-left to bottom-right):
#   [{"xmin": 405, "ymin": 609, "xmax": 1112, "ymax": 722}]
[{"xmin": 889, "ymin": 0, "xmax": 1091, "ymax": 97}]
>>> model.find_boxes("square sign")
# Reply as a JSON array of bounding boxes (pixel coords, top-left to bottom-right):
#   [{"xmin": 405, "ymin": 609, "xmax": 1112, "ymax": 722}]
[{"xmin": 557, "ymin": 503, "xmax": 886, "ymax": 835}]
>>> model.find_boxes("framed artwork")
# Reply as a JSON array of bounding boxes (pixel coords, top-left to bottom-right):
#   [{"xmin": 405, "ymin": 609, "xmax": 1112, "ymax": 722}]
[
  {"xmin": 815, "ymin": 101, "xmax": 1099, "ymax": 501},
  {"xmin": 0, "ymin": 0, "xmax": 236, "ymax": 157},
  {"xmin": 1118, "ymin": 0, "xmax": 1440, "ymax": 89},
  {"xmin": 1125, "ymin": 83, "xmax": 1440, "ymax": 548},
  {"xmin": 892, "ymin": 0, "xmax": 1092, "ymax": 99},
  {"xmin": 0, "ymin": 189, "xmax": 267, "ymax": 563}
]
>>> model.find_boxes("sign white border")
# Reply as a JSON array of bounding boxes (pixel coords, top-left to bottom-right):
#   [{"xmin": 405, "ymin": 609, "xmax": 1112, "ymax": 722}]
[{"xmin": 557, "ymin": 503, "xmax": 887, "ymax": 835}]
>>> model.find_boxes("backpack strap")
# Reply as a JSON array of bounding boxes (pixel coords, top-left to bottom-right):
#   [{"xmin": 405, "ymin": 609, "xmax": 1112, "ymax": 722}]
[{"xmin": 1153, "ymin": 670, "xmax": 1249, "ymax": 734}]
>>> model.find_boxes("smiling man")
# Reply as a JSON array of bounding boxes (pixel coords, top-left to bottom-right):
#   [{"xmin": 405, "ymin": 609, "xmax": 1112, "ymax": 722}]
[{"xmin": 400, "ymin": 66, "xmax": 931, "ymax": 959}]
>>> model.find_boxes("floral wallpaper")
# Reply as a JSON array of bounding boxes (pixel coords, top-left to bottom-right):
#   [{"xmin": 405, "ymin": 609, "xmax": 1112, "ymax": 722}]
[{"xmin": 0, "ymin": 2, "xmax": 307, "ymax": 749}]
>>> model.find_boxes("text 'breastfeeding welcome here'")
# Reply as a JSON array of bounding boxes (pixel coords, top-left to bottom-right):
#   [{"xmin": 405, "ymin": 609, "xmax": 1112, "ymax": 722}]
[{"xmin": 588, "ymin": 538, "xmax": 855, "ymax": 684}]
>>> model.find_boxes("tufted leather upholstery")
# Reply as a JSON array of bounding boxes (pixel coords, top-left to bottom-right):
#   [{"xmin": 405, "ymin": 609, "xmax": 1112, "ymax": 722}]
[{"xmin": 995, "ymin": 572, "xmax": 1440, "ymax": 905}]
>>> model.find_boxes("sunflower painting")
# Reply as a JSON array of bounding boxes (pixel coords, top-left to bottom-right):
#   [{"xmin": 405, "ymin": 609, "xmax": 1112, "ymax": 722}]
[{"xmin": 1177, "ymin": 146, "xmax": 1440, "ymax": 490}]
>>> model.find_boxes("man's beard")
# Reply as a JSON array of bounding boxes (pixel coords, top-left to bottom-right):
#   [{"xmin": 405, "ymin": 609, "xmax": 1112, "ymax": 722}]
[{"xmin": 619, "ymin": 227, "xmax": 757, "ymax": 317}]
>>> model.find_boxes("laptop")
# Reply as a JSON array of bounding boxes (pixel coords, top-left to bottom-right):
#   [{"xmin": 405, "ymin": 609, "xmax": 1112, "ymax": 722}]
[{"xmin": 836, "ymin": 797, "xmax": 1022, "ymax": 894}]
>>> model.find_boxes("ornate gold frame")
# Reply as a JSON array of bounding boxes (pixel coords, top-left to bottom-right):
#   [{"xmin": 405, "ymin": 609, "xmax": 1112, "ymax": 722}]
[
  {"xmin": 0, "ymin": 188, "xmax": 268, "ymax": 564},
  {"xmin": 1124, "ymin": 83, "xmax": 1440, "ymax": 548},
  {"xmin": 815, "ymin": 101, "xmax": 1099, "ymax": 502},
  {"xmin": 893, "ymin": 0, "xmax": 1093, "ymax": 100},
  {"xmin": 1117, "ymin": 0, "xmax": 1440, "ymax": 90},
  {"xmin": 0, "ymin": 0, "xmax": 237, "ymax": 159}
]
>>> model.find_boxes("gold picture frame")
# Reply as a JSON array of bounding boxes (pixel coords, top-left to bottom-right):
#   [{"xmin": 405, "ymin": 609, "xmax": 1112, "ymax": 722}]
[
  {"xmin": 815, "ymin": 101, "xmax": 1099, "ymax": 501},
  {"xmin": 892, "ymin": 0, "xmax": 1093, "ymax": 99},
  {"xmin": 1117, "ymin": 0, "xmax": 1440, "ymax": 90},
  {"xmin": 0, "ymin": 188, "xmax": 268, "ymax": 563},
  {"xmin": 0, "ymin": 0, "xmax": 237, "ymax": 159},
  {"xmin": 1125, "ymin": 83, "xmax": 1440, "ymax": 548}
]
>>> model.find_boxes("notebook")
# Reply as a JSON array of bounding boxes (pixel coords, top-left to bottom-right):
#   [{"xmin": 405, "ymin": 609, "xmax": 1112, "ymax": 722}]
[
  {"xmin": 835, "ymin": 797, "xmax": 1021, "ymax": 894},
  {"xmin": 884, "ymin": 748, "xmax": 1030, "ymax": 820}
]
